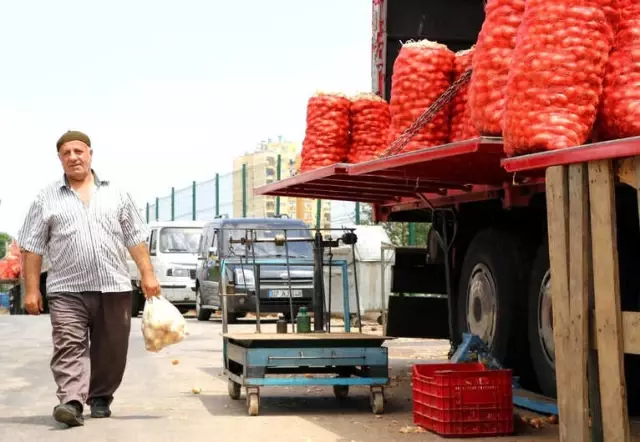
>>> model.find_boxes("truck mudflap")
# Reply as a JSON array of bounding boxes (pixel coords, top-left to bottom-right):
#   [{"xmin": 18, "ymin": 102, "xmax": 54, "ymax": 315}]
[{"xmin": 386, "ymin": 295, "xmax": 450, "ymax": 339}]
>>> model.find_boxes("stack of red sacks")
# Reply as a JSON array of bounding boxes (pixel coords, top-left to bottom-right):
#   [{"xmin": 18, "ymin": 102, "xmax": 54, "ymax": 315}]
[{"xmin": 0, "ymin": 241, "xmax": 22, "ymax": 280}]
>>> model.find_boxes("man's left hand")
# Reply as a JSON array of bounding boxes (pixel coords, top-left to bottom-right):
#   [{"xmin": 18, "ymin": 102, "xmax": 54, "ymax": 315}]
[{"xmin": 141, "ymin": 273, "xmax": 161, "ymax": 299}]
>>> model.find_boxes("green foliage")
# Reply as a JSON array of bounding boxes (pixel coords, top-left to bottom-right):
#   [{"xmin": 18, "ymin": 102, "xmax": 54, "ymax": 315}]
[
  {"xmin": 359, "ymin": 204, "xmax": 431, "ymax": 247},
  {"xmin": 0, "ymin": 232, "xmax": 12, "ymax": 258}
]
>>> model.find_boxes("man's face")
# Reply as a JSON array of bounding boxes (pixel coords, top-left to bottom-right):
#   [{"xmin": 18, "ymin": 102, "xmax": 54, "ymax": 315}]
[{"xmin": 58, "ymin": 140, "xmax": 92, "ymax": 181}]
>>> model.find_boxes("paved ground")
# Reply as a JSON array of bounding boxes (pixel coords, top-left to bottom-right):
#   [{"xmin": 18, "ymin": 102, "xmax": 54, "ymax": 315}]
[{"xmin": 0, "ymin": 313, "xmax": 563, "ymax": 442}]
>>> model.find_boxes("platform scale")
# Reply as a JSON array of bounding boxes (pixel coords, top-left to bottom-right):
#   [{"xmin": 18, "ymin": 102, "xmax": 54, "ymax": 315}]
[{"xmin": 221, "ymin": 228, "xmax": 392, "ymax": 416}]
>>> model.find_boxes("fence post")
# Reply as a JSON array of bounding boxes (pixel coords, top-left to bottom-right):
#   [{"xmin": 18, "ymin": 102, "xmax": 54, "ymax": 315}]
[
  {"xmin": 192, "ymin": 181, "xmax": 197, "ymax": 221},
  {"xmin": 215, "ymin": 173, "xmax": 220, "ymax": 217},
  {"xmin": 316, "ymin": 199, "xmax": 321, "ymax": 229},
  {"xmin": 155, "ymin": 197, "xmax": 159, "ymax": 221},
  {"xmin": 242, "ymin": 164, "xmax": 247, "ymax": 218},
  {"xmin": 408, "ymin": 222, "xmax": 416, "ymax": 245},
  {"xmin": 146, "ymin": 202, "xmax": 150, "ymax": 223},
  {"xmin": 355, "ymin": 202, "xmax": 360, "ymax": 225},
  {"xmin": 171, "ymin": 187, "xmax": 175, "ymax": 221},
  {"xmin": 276, "ymin": 154, "xmax": 281, "ymax": 216}
]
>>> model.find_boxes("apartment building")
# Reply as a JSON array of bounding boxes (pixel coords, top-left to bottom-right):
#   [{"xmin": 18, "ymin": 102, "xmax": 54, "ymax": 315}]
[{"xmin": 232, "ymin": 136, "xmax": 331, "ymax": 229}]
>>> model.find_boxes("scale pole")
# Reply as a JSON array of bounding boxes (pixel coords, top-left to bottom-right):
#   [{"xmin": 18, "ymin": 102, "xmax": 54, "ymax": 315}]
[{"xmin": 313, "ymin": 230, "xmax": 325, "ymax": 332}]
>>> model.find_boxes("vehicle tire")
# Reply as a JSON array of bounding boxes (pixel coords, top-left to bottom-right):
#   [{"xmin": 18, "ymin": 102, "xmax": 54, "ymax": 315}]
[
  {"xmin": 527, "ymin": 242, "xmax": 557, "ymax": 398},
  {"xmin": 131, "ymin": 290, "xmax": 142, "ymax": 318},
  {"xmin": 196, "ymin": 287, "xmax": 212, "ymax": 321},
  {"xmin": 457, "ymin": 228, "xmax": 532, "ymax": 369}
]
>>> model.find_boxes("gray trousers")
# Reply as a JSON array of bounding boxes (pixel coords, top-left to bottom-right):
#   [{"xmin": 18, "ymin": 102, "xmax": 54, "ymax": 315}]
[{"xmin": 48, "ymin": 291, "xmax": 132, "ymax": 405}]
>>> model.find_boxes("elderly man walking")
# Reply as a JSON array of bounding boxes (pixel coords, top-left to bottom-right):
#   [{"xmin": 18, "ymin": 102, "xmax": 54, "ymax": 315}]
[{"xmin": 18, "ymin": 130, "xmax": 160, "ymax": 427}]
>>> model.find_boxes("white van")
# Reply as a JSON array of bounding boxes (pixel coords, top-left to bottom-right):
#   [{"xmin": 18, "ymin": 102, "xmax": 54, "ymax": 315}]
[{"xmin": 129, "ymin": 220, "xmax": 206, "ymax": 316}]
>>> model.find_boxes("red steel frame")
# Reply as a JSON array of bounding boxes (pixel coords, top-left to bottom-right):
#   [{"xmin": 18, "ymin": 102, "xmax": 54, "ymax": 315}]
[{"xmin": 255, "ymin": 137, "xmax": 640, "ymax": 221}]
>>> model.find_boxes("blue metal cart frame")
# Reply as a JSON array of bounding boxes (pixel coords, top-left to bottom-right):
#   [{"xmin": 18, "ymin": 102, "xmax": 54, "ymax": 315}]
[{"xmin": 221, "ymin": 249, "xmax": 391, "ymax": 417}]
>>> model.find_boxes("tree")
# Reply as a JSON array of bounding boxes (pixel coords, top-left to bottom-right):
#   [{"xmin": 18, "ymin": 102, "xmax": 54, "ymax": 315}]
[
  {"xmin": 0, "ymin": 232, "xmax": 12, "ymax": 258},
  {"xmin": 359, "ymin": 204, "xmax": 431, "ymax": 247}
]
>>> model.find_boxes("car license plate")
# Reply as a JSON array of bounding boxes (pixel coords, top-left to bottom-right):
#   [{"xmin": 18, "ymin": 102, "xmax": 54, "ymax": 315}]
[{"xmin": 268, "ymin": 289, "xmax": 303, "ymax": 298}]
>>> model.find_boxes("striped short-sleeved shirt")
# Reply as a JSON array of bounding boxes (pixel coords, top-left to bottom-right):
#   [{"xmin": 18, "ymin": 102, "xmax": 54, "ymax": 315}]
[{"xmin": 17, "ymin": 171, "xmax": 149, "ymax": 294}]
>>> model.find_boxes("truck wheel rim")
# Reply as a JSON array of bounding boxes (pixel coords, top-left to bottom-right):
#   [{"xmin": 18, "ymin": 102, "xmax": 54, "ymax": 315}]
[
  {"xmin": 466, "ymin": 263, "xmax": 497, "ymax": 347},
  {"xmin": 538, "ymin": 270, "xmax": 554, "ymax": 365},
  {"xmin": 196, "ymin": 289, "xmax": 201, "ymax": 315}
]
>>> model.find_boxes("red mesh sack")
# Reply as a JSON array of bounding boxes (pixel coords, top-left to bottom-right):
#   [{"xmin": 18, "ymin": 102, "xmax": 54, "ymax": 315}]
[
  {"xmin": 449, "ymin": 47, "xmax": 480, "ymax": 142},
  {"xmin": 300, "ymin": 92, "xmax": 350, "ymax": 172},
  {"xmin": 599, "ymin": 0, "xmax": 640, "ymax": 139},
  {"xmin": 0, "ymin": 240, "xmax": 21, "ymax": 280},
  {"xmin": 387, "ymin": 40, "xmax": 455, "ymax": 153},
  {"xmin": 468, "ymin": 0, "xmax": 526, "ymax": 136},
  {"xmin": 347, "ymin": 93, "xmax": 390, "ymax": 163},
  {"xmin": 503, "ymin": 0, "xmax": 618, "ymax": 155}
]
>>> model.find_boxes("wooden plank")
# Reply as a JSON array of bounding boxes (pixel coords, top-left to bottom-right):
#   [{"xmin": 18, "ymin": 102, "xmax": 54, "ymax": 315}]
[
  {"xmin": 567, "ymin": 163, "xmax": 592, "ymax": 442},
  {"xmin": 616, "ymin": 157, "xmax": 634, "ymax": 187},
  {"xmin": 591, "ymin": 311, "xmax": 640, "ymax": 355},
  {"xmin": 588, "ymin": 159, "xmax": 631, "ymax": 442},
  {"xmin": 545, "ymin": 166, "xmax": 572, "ymax": 442},
  {"xmin": 223, "ymin": 333, "xmax": 392, "ymax": 341}
]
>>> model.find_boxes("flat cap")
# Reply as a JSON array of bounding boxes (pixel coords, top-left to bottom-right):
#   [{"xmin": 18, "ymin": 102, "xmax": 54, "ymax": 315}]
[{"xmin": 56, "ymin": 130, "xmax": 91, "ymax": 151}]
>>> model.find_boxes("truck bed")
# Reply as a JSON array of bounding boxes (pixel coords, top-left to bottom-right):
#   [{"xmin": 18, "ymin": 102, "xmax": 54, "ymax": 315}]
[{"xmin": 254, "ymin": 136, "xmax": 640, "ymax": 220}]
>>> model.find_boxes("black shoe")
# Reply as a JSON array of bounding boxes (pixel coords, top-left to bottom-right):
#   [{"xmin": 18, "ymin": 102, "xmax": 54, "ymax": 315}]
[
  {"xmin": 90, "ymin": 397, "xmax": 112, "ymax": 418},
  {"xmin": 53, "ymin": 401, "xmax": 84, "ymax": 427}
]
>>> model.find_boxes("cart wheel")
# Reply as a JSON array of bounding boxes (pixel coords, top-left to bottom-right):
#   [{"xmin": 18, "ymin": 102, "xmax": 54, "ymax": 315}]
[
  {"xmin": 370, "ymin": 390, "xmax": 384, "ymax": 415},
  {"xmin": 228, "ymin": 379, "xmax": 241, "ymax": 400},
  {"xmin": 333, "ymin": 385, "xmax": 349, "ymax": 400},
  {"xmin": 247, "ymin": 392, "xmax": 260, "ymax": 416}
]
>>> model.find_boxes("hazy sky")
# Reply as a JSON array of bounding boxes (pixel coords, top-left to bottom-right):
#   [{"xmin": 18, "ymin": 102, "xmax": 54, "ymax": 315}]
[{"xmin": 0, "ymin": 0, "xmax": 372, "ymax": 237}]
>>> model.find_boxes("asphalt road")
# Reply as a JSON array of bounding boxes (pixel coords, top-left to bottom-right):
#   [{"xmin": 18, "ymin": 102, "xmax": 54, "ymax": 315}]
[{"xmin": 0, "ymin": 314, "xmax": 561, "ymax": 442}]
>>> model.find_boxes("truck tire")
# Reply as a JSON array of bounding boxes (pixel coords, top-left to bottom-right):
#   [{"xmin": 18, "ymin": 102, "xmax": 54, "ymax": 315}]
[
  {"xmin": 457, "ymin": 228, "xmax": 532, "ymax": 368},
  {"xmin": 527, "ymin": 242, "xmax": 557, "ymax": 398},
  {"xmin": 196, "ymin": 286, "xmax": 212, "ymax": 321},
  {"xmin": 131, "ymin": 290, "xmax": 143, "ymax": 318}
]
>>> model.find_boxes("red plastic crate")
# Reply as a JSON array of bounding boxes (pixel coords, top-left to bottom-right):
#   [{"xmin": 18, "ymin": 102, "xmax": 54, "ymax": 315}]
[{"xmin": 412, "ymin": 362, "xmax": 514, "ymax": 437}]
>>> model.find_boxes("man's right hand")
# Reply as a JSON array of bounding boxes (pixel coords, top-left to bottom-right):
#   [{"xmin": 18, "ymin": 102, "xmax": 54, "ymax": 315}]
[{"xmin": 24, "ymin": 290, "xmax": 44, "ymax": 315}]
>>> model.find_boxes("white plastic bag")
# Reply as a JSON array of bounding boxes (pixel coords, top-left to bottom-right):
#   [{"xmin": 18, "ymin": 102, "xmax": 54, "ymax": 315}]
[{"xmin": 141, "ymin": 296, "xmax": 187, "ymax": 352}]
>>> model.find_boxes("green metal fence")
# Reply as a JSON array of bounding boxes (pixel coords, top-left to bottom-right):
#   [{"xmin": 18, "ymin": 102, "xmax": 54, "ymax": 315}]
[{"xmin": 140, "ymin": 156, "xmax": 364, "ymax": 229}]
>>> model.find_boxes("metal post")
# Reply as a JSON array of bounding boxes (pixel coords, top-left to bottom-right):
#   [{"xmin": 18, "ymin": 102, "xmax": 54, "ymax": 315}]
[
  {"xmin": 192, "ymin": 181, "xmax": 197, "ymax": 221},
  {"xmin": 316, "ymin": 200, "xmax": 321, "ymax": 229},
  {"xmin": 408, "ymin": 222, "xmax": 416, "ymax": 245},
  {"xmin": 155, "ymin": 197, "xmax": 159, "ymax": 221},
  {"xmin": 215, "ymin": 173, "xmax": 220, "ymax": 217},
  {"xmin": 313, "ymin": 231, "xmax": 326, "ymax": 332},
  {"xmin": 171, "ymin": 187, "xmax": 175, "ymax": 221},
  {"xmin": 146, "ymin": 202, "xmax": 150, "ymax": 223},
  {"xmin": 355, "ymin": 202, "xmax": 361, "ymax": 225},
  {"xmin": 276, "ymin": 154, "xmax": 281, "ymax": 216},
  {"xmin": 242, "ymin": 164, "xmax": 247, "ymax": 218}
]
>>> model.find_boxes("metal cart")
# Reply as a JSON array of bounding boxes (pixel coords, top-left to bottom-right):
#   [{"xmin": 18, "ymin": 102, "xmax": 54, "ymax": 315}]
[{"xmin": 221, "ymin": 228, "xmax": 391, "ymax": 416}]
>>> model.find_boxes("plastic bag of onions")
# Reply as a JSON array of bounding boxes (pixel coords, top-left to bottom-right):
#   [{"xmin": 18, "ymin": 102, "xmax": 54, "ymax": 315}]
[
  {"xmin": 598, "ymin": 0, "xmax": 640, "ymax": 140},
  {"xmin": 468, "ymin": 0, "xmax": 526, "ymax": 136},
  {"xmin": 300, "ymin": 92, "xmax": 350, "ymax": 173},
  {"xmin": 503, "ymin": 0, "xmax": 617, "ymax": 156},
  {"xmin": 347, "ymin": 92, "xmax": 390, "ymax": 163},
  {"xmin": 141, "ymin": 296, "xmax": 187, "ymax": 353},
  {"xmin": 387, "ymin": 39, "xmax": 455, "ymax": 153},
  {"xmin": 449, "ymin": 47, "xmax": 479, "ymax": 143}
]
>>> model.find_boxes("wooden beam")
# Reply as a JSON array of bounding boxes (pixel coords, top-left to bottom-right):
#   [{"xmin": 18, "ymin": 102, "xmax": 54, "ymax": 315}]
[
  {"xmin": 545, "ymin": 165, "xmax": 572, "ymax": 442},
  {"xmin": 567, "ymin": 163, "xmax": 591, "ymax": 441},
  {"xmin": 588, "ymin": 159, "xmax": 631, "ymax": 442},
  {"xmin": 591, "ymin": 311, "xmax": 640, "ymax": 355}
]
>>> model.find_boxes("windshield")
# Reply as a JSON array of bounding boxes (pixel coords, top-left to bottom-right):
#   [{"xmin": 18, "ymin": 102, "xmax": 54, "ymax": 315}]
[
  {"xmin": 223, "ymin": 226, "xmax": 313, "ymax": 258},
  {"xmin": 158, "ymin": 227, "xmax": 202, "ymax": 254}
]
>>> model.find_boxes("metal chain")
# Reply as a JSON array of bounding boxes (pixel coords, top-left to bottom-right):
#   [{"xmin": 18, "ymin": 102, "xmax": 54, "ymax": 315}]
[{"xmin": 379, "ymin": 69, "xmax": 473, "ymax": 158}]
